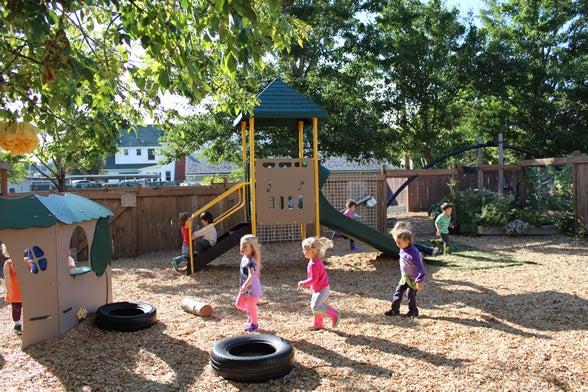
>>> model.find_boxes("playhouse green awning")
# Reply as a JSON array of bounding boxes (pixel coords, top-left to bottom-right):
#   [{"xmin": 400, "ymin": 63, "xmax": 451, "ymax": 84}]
[
  {"xmin": 233, "ymin": 78, "xmax": 328, "ymax": 128},
  {"xmin": 0, "ymin": 193, "xmax": 113, "ymax": 230}
]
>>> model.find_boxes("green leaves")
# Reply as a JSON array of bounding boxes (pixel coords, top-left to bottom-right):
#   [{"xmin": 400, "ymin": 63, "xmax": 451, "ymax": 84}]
[
  {"xmin": 476, "ymin": 0, "xmax": 587, "ymax": 157},
  {"xmin": 1, "ymin": 0, "xmax": 306, "ymax": 187}
]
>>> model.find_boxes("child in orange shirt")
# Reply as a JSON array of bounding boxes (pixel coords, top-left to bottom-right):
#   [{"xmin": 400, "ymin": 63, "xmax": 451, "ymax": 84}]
[{"xmin": 2, "ymin": 243, "xmax": 23, "ymax": 334}]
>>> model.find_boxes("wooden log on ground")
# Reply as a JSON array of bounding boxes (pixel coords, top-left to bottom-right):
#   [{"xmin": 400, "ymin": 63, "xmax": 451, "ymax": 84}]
[{"xmin": 181, "ymin": 298, "xmax": 213, "ymax": 316}]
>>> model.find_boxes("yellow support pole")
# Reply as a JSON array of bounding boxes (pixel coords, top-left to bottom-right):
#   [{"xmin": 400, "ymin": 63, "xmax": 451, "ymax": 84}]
[
  {"xmin": 241, "ymin": 121, "xmax": 249, "ymax": 225},
  {"xmin": 298, "ymin": 120, "xmax": 304, "ymax": 159},
  {"xmin": 298, "ymin": 120, "xmax": 306, "ymax": 240},
  {"xmin": 241, "ymin": 121, "xmax": 247, "ymax": 173},
  {"xmin": 313, "ymin": 117, "xmax": 320, "ymax": 236},
  {"xmin": 249, "ymin": 118, "xmax": 257, "ymax": 236}
]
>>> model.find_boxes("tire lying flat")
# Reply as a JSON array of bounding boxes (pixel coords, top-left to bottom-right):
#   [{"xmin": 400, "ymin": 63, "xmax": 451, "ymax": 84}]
[
  {"xmin": 95, "ymin": 301, "xmax": 157, "ymax": 332},
  {"xmin": 210, "ymin": 334, "xmax": 294, "ymax": 383}
]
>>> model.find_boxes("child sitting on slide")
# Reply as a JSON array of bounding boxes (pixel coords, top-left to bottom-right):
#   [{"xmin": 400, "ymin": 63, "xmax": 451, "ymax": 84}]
[
  {"xmin": 172, "ymin": 211, "xmax": 217, "ymax": 272},
  {"xmin": 191, "ymin": 211, "xmax": 217, "ymax": 254}
]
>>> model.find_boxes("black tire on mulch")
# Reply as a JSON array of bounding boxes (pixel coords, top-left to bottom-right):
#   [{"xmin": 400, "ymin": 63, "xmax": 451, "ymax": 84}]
[
  {"xmin": 95, "ymin": 301, "xmax": 157, "ymax": 332},
  {"xmin": 210, "ymin": 334, "xmax": 294, "ymax": 383}
]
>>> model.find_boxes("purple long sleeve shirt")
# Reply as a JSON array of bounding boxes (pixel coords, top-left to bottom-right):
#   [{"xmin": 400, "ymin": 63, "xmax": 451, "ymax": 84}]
[{"xmin": 399, "ymin": 243, "xmax": 425, "ymax": 283}]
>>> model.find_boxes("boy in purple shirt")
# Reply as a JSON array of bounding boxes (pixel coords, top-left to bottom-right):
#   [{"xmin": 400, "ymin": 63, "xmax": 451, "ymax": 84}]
[{"xmin": 385, "ymin": 226, "xmax": 426, "ymax": 318}]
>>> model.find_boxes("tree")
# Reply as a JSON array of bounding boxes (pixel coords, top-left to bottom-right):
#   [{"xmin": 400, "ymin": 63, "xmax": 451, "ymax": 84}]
[
  {"xmin": 274, "ymin": 0, "xmax": 397, "ymax": 164},
  {"xmin": 159, "ymin": 0, "xmax": 398, "ymax": 167},
  {"xmin": 158, "ymin": 110, "xmax": 239, "ymax": 165},
  {"xmin": 1, "ymin": 0, "xmax": 307, "ymax": 189},
  {"xmin": 0, "ymin": 151, "xmax": 27, "ymax": 187},
  {"xmin": 476, "ymin": 0, "xmax": 588, "ymax": 156},
  {"xmin": 362, "ymin": 0, "xmax": 477, "ymax": 167}
]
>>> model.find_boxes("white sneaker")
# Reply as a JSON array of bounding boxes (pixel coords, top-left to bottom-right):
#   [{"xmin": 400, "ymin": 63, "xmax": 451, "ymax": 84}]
[{"xmin": 432, "ymin": 247, "xmax": 439, "ymax": 256}]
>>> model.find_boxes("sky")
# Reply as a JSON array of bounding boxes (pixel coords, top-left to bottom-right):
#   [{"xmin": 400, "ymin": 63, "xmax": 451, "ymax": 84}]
[{"xmin": 445, "ymin": 0, "xmax": 486, "ymax": 16}]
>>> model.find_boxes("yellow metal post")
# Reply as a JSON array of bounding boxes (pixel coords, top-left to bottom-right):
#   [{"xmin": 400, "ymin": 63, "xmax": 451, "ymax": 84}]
[
  {"xmin": 298, "ymin": 120, "xmax": 306, "ymax": 240},
  {"xmin": 241, "ymin": 121, "xmax": 249, "ymax": 225},
  {"xmin": 313, "ymin": 117, "xmax": 320, "ymax": 236},
  {"xmin": 249, "ymin": 118, "xmax": 257, "ymax": 235},
  {"xmin": 241, "ymin": 121, "xmax": 247, "ymax": 173}
]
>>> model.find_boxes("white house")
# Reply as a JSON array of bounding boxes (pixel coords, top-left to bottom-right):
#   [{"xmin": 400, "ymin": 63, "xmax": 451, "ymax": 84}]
[
  {"xmin": 103, "ymin": 125, "xmax": 177, "ymax": 183},
  {"xmin": 102, "ymin": 126, "xmax": 395, "ymax": 185}
]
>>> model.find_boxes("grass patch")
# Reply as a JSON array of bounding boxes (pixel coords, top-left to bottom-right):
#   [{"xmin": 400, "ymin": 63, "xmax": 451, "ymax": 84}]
[{"xmin": 419, "ymin": 240, "xmax": 536, "ymax": 271}]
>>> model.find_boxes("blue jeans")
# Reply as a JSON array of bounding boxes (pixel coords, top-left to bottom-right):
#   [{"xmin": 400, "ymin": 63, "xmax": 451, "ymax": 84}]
[{"xmin": 414, "ymin": 243, "xmax": 435, "ymax": 255}]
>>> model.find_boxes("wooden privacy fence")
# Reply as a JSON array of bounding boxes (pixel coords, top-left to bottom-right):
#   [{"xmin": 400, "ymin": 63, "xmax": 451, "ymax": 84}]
[
  {"xmin": 66, "ymin": 183, "xmax": 243, "ymax": 259},
  {"xmin": 385, "ymin": 165, "xmax": 524, "ymax": 212},
  {"xmin": 384, "ymin": 155, "xmax": 588, "ymax": 230},
  {"xmin": 3, "ymin": 156, "xmax": 585, "ymax": 259}
]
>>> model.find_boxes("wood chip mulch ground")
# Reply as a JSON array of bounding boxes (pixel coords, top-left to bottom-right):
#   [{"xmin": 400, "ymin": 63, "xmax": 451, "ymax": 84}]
[{"xmin": 1, "ymin": 233, "xmax": 587, "ymax": 391}]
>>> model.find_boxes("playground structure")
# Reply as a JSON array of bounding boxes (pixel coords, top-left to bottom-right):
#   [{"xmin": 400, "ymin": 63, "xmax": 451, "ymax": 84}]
[
  {"xmin": 183, "ymin": 78, "xmax": 400, "ymax": 274},
  {"xmin": 0, "ymin": 193, "xmax": 114, "ymax": 348}
]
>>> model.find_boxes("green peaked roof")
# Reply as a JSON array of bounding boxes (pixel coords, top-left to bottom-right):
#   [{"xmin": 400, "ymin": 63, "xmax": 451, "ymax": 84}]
[
  {"xmin": 233, "ymin": 78, "xmax": 328, "ymax": 127},
  {"xmin": 0, "ymin": 193, "xmax": 113, "ymax": 230}
]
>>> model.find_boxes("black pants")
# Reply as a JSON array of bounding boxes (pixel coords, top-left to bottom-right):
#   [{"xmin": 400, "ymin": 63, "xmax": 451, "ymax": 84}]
[
  {"xmin": 11, "ymin": 302, "xmax": 22, "ymax": 322},
  {"xmin": 391, "ymin": 283, "xmax": 418, "ymax": 313},
  {"xmin": 439, "ymin": 233, "xmax": 450, "ymax": 246},
  {"xmin": 193, "ymin": 238, "xmax": 212, "ymax": 254}
]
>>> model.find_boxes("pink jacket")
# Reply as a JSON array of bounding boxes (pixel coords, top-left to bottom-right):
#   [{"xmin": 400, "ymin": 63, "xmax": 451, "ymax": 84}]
[{"xmin": 299, "ymin": 258, "xmax": 329, "ymax": 292}]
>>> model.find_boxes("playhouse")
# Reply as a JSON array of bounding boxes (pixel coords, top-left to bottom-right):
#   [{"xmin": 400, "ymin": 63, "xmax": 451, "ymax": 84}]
[{"xmin": 0, "ymin": 193, "xmax": 113, "ymax": 348}]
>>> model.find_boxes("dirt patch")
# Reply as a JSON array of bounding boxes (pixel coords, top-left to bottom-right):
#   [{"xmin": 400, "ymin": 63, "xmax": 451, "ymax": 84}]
[{"xmin": 1, "ymin": 234, "xmax": 587, "ymax": 391}]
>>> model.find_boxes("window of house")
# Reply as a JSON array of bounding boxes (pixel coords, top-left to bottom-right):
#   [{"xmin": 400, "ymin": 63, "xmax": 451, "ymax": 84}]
[
  {"xmin": 136, "ymin": 149, "xmax": 142, "ymax": 156},
  {"xmin": 165, "ymin": 171, "xmax": 171, "ymax": 181},
  {"xmin": 123, "ymin": 149, "xmax": 129, "ymax": 156},
  {"xmin": 148, "ymin": 148, "xmax": 155, "ymax": 160}
]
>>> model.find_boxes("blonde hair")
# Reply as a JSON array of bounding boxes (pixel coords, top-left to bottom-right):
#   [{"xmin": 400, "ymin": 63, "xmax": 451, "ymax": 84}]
[
  {"xmin": 1, "ymin": 243, "xmax": 10, "ymax": 259},
  {"xmin": 390, "ymin": 221, "xmax": 413, "ymax": 243},
  {"xmin": 302, "ymin": 236, "xmax": 334, "ymax": 259},
  {"xmin": 240, "ymin": 234, "xmax": 261, "ymax": 272}
]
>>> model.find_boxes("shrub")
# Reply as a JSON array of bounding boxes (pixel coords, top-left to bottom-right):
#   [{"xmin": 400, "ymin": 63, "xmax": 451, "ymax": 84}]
[
  {"xmin": 434, "ymin": 159, "xmax": 585, "ymax": 237},
  {"xmin": 455, "ymin": 189, "xmax": 516, "ymax": 234},
  {"xmin": 525, "ymin": 164, "xmax": 585, "ymax": 236},
  {"xmin": 477, "ymin": 193, "xmax": 515, "ymax": 226}
]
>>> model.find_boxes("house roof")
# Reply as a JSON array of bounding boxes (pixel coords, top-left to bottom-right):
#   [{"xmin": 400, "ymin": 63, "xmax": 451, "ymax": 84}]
[
  {"xmin": 321, "ymin": 157, "xmax": 394, "ymax": 172},
  {"xmin": 117, "ymin": 125, "xmax": 163, "ymax": 147},
  {"xmin": 185, "ymin": 154, "xmax": 238, "ymax": 176},
  {"xmin": 233, "ymin": 78, "xmax": 328, "ymax": 128},
  {"xmin": 0, "ymin": 193, "xmax": 113, "ymax": 230}
]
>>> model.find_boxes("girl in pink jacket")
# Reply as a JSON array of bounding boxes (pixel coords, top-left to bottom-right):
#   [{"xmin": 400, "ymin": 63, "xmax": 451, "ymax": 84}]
[{"xmin": 298, "ymin": 237, "xmax": 341, "ymax": 330}]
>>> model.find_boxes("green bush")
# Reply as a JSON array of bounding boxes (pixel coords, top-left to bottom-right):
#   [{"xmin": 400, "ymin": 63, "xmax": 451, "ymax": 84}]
[
  {"xmin": 525, "ymin": 164, "xmax": 585, "ymax": 236},
  {"xmin": 445, "ymin": 160, "xmax": 585, "ymax": 237},
  {"xmin": 477, "ymin": 194, "xmax": 515, "ymax": 226},
  {"xmin": 454, "ymin": 189, "xmax": 516, "ymax": 234},
  {"xmin": 514, "ymin": 208, "xmax": 554, "ymax": 226}
]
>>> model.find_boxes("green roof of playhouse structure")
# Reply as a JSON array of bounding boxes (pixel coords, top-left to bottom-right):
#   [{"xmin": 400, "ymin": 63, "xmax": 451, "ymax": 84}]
[
  {"xmin": 233, "ymin": 78, "xmax": 328, "ymax": 128},
  {"xmin": 0, "ymin": 193, "xmax": 113, "ymax": 230}
]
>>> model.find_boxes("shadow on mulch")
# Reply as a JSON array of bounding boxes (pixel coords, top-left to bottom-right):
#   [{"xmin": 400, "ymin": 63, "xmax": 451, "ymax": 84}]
[{"xmin": 25, "ymin": 321, "xmax": 209, "ymax": 391}]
